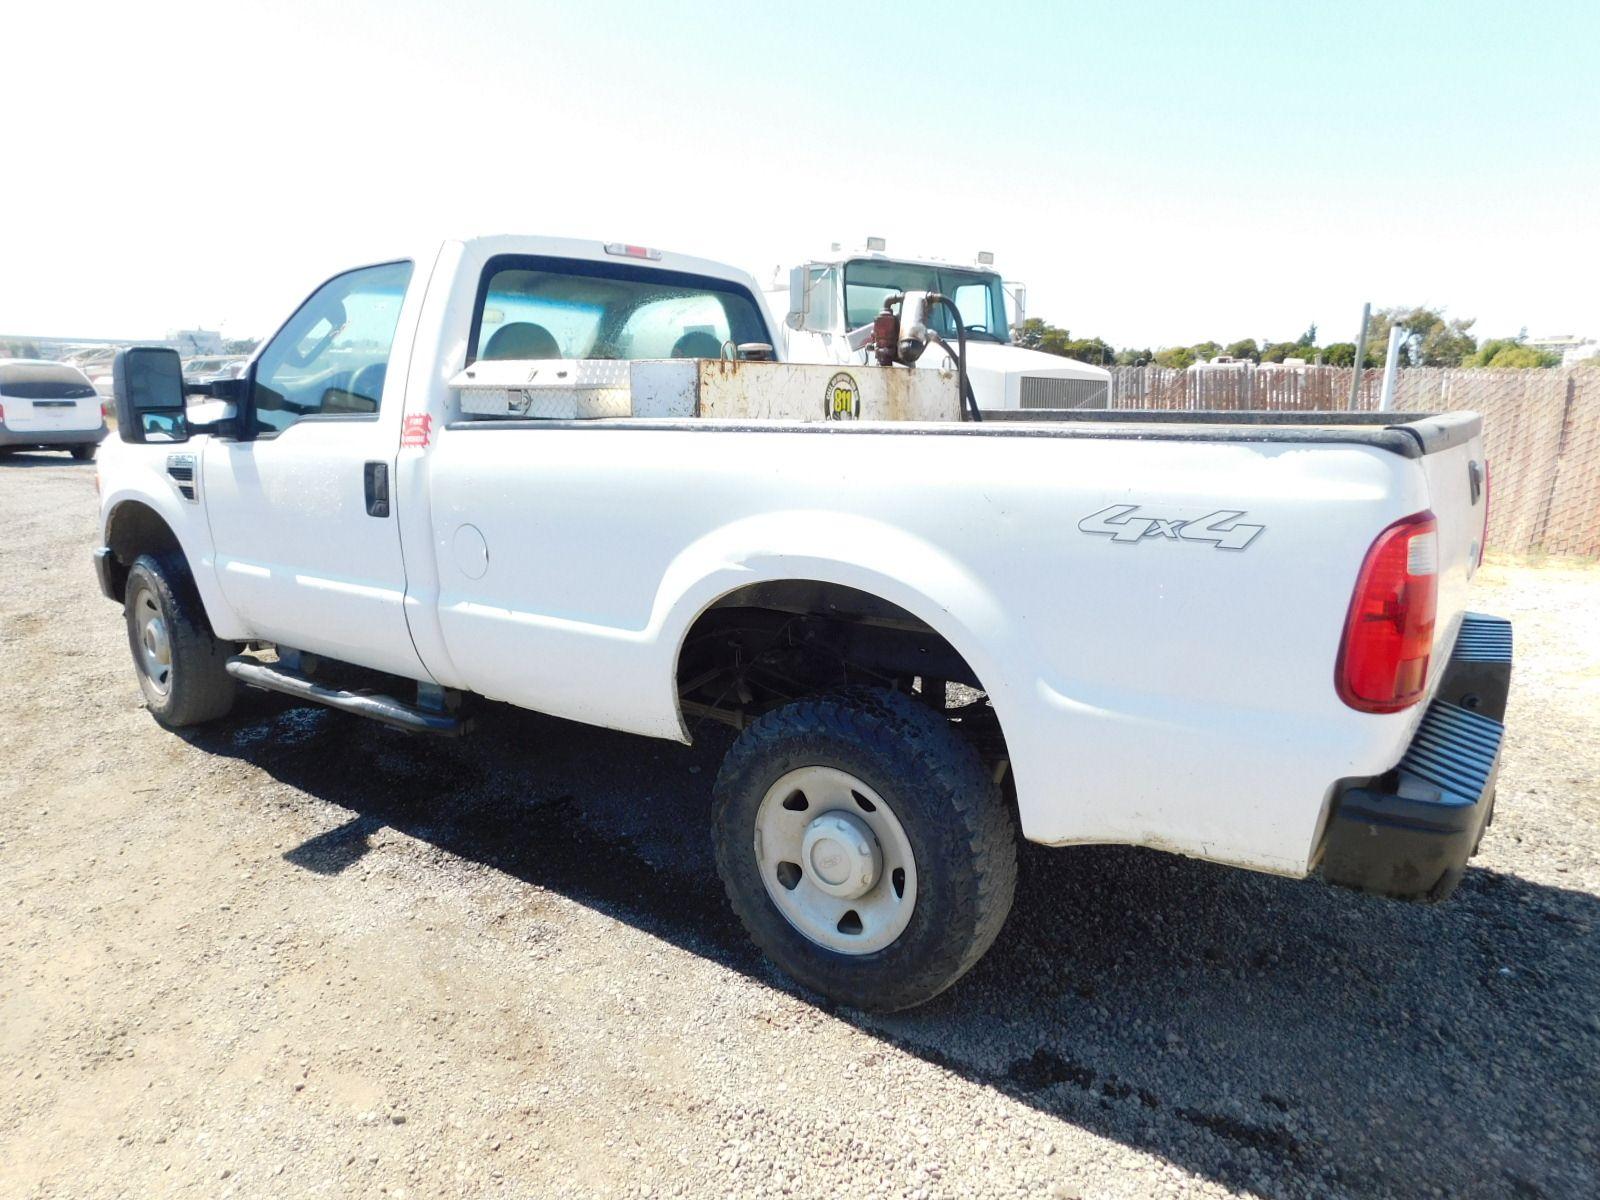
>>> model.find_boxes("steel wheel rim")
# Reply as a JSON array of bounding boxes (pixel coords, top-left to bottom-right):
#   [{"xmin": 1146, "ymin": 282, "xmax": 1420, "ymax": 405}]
[
  {"xmin": 754, "ymin": 765, "xmax": 917, "ymax": 955},
  {"xmin": 133, "ymin": 587, "xmax": 172, "ymax": 697}
]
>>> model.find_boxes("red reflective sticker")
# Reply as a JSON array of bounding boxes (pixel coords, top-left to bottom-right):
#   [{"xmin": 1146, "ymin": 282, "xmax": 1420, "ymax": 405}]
[{"xmin": 402, "ymin": 414, "xmax": 432, "ymax": 448}]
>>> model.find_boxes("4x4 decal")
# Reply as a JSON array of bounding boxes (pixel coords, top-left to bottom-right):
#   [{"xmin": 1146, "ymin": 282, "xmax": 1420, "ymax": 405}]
[{"xmin": 1078, "ymin": 504, "xmax": 1265, "ymax": 550}]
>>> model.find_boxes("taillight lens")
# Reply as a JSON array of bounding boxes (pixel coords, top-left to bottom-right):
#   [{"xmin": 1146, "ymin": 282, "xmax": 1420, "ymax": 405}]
[{"xmin": 1336, "ymin": 511, "xmax": 1439, "ymax": 713}]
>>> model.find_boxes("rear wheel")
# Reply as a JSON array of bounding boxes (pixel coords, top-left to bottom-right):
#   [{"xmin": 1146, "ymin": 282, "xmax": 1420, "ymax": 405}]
[
  {"xmin": 712, "ymin": 688, "xmax": 1017, "ymax": 1011},
  {"xmin": 71, "ymin": 444, "xmax": 97, "ymax": 461},
  {"xmin": 124, "ymin": 554, "xmax": 236, "ymax": 728}
]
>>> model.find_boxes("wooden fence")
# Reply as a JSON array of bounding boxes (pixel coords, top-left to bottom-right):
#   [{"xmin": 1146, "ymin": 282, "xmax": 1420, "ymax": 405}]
[{"xmin": 1102, "ymin": 365, "xmax": 1600, "ymax": 557}]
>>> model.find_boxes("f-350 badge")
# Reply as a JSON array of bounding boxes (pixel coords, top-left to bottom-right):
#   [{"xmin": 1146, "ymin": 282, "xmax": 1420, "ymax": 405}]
[{"xmin": 1078, "ymin": 505, "xmax": 1265, "ymax": 550}]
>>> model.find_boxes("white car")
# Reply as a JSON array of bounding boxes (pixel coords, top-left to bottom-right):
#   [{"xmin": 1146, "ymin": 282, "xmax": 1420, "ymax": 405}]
[
  {"xmin": 0, "ymin": 359, "xmax": 109, "ymax": 460},
  {"xmin": 92, "ymin": 235, "xmax": 1509, "ymax": 1010}
]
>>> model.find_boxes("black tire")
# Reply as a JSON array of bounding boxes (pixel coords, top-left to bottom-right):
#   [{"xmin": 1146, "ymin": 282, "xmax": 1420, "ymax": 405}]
[
  {"xmin": 123, "ymin": 554, "xmax": 237, "ymax": 728},
  {"xmin": 71, "ymin": 444, "xmax": 97, "ymax": 461},
  {"xmin": 712, "ymin": 688, "xmax": 1017, "ymax": 1011}
]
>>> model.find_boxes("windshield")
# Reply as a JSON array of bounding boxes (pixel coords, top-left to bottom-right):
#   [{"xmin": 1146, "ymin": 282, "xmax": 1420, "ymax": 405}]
[
  {"xmin": 0, "ymin": 362, "xmax": 97, "ymax": 399},
  {"xmin": 471, "ymin": 256, "xmax": 771, "ymax": 362},
  {"xmin": 842, "ymin": 260, "xmax": 1008, "ymax": 341}
]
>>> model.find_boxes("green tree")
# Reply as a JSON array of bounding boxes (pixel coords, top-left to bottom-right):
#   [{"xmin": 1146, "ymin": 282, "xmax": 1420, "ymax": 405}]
[
  {"xmin": 1463, "ymin": 339, "xmax": 1560, "ymax": 368},
  {"xmin": 1321, "ymin": 342, "xmax": 1358, "ymax": 367},
  {"xmin": 1297, "ymin": 323, "xmax": 1318, "ymax": 348},
  {"xmin": 1059, "ymin": 337, "xmax": 1115, "ymax": 365},
  {"xmin": 1013, "ymin": 318, "xmax": 1051, "ymax": 350},
  {"xmin": 1115, "ymin": 347, "xmax": 1154, "ymax": 366},
  {"xmin": 1188, "ymin": 340, "xmax": 1222, "ymax": 363},
  {"xmin": 1008, "ymin": 317, "xmax": 1113, "ymax": 365},
  {"xmin": 1367, "ymin": 306, "xmax": 1477, "ymax": 367},
  {"xmin": 1224, "ymin": 338, "xmax": 1260, "ymax": 362},
  {"xmin": 1154, "ymin": 346, "xmax": 1196, "ymax": 369},
  {"xmin": 1259, "ymin": 341, "xmax": 1305, "ymax": 363}
]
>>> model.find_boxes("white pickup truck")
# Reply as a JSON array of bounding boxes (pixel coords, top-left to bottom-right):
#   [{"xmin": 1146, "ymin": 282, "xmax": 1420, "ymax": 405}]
[{"xmin": 94, "ymin": 234, "xmax": 1511, "ymax": 1011}]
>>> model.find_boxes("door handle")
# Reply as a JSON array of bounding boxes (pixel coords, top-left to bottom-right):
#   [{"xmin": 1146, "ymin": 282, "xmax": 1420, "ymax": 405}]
[{"xmin": 363, "ymin": 461, "xmax": 390, "ymax": 518}]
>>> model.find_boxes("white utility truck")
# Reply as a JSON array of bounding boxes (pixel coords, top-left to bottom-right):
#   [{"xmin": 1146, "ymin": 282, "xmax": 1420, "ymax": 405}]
[
  {"xmin": 767, "ymin": 241, "xmax": 1113, "ymax": 411},
  {"xmin": 95, "ymin": 234, "xmax": 1510, "ymax": 1011}
]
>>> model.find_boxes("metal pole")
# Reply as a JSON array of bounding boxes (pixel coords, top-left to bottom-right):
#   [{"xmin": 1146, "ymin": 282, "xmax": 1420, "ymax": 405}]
[
  {"xmin": 1378, "ymin": 325, "xmax": 1406, "ymax": 411},
  {"xmin": 1347, "ymin": 301, "xmax": 1370, "ymax": 410}
]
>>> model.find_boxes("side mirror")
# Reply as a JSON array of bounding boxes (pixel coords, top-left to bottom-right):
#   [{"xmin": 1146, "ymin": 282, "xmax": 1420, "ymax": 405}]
[
  {"xmin": 1005, "ymin": 283, "xmax": 1027, "ymax": 332},
  {"xmin": 111, "ymin": 347, "xmax": 188, "ymax": 444},
  {"xmin": 787, "ymin": 265, "xmax": 809, "ymax": 330}
]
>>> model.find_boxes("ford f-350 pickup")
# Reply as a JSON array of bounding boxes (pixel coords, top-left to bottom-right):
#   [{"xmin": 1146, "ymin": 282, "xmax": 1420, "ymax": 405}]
[{"xmin": 93, "ymin": 235, "xmax": 1511, "ymax": 1010}]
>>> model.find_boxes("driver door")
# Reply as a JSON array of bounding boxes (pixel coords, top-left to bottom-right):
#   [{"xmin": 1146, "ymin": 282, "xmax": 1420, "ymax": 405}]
[{"xmin": 202, "ymin": 260, "xmax": 429, "ymax": 680}]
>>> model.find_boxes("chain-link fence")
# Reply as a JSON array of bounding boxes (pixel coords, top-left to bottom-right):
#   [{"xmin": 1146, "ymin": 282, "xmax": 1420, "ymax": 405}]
[{"xmin": 1101, "ymin": 365, "xmax": 1599, "ymax": 556}]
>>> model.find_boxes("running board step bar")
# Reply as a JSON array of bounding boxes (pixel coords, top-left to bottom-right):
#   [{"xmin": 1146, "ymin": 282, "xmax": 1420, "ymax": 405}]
[{"xmin": 225, "ymin": 657, "xmax": 465, "ymax": 736}]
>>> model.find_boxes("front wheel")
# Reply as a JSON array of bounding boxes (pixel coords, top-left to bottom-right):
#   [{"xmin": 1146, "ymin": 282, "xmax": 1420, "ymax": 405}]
[
  {"xmin": 712, "ymin": 688, "xmax": 1017, "ymax": 1011},
  {"xmin": 124, "ymin": 554, "xmax": 237, "ymax": 728},
  {"xmin": 71, "ymin": 444, "xmax": 97, "ymax": 461}
]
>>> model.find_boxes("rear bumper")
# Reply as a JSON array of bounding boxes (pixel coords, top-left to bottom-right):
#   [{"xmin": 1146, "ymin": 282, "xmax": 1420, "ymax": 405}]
[
  {"xmin": 0, "ymin": 421, "xmax": 108, "ymax": 448},
  {"xmin": 1320, "ymin": 614, "xmax": 1512, "ymax": 902}
]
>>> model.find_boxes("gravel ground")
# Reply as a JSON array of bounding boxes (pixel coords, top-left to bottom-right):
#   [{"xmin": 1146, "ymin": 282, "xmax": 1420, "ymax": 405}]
[{"xmin": 2, "ymin": 452, "xmax": 1597, "ymax": 1200}]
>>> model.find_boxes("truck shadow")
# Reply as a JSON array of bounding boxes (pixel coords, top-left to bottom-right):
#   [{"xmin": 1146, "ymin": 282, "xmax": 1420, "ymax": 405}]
[
  {"xmin": 0, "ymin": 450, "xmax": 98, "ymax": 469},
  {"xmin": 185, "ymin": 693, "xmax": 1598, "ymax": 1200}
]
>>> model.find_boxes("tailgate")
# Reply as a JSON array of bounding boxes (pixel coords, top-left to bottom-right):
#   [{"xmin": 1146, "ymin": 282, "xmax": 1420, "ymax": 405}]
[
  {"xmin": 1408, "ymin": 414, "xmax": 1490, "ymax": 669},
  {"xmin": 3, "ymin": 395, "xmax": 102, "ymax": 432}
]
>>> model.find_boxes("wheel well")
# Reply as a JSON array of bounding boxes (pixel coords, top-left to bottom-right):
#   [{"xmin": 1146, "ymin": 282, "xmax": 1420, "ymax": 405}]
[
  {"xmin": 103, "ymin": 501, "xmax": 183, "ymax": 601},
  {"xmin": 675, "ymin": 579, "xmax": 1009, "ymax": 773}
]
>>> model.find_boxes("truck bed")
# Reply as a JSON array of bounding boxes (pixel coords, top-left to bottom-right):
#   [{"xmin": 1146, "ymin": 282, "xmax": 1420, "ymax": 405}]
[
  {"xmin": 976, "ymin": 408, "xmax": 1481, "ymax": 458},
  {"xmin": 450, "ymin": 408, "xmax": 1481, "ymax": 459}
]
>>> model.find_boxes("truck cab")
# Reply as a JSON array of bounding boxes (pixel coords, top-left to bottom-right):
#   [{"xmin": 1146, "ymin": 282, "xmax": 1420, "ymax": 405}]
[{"xmin": 766, "ymin": 242, "xmax": 1112, "ymax": 411}]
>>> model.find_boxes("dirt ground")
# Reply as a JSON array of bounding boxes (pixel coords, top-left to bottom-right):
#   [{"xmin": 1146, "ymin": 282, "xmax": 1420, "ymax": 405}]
[{"xmin": 2, "ymin": 452, "xmax": 1597, "ymax": 1200}]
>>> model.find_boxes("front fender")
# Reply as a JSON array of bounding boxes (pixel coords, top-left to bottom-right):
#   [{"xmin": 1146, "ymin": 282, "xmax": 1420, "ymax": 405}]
[{"xmin": 100, "ymin": 478, "xmax": 246, "ymax": 641}]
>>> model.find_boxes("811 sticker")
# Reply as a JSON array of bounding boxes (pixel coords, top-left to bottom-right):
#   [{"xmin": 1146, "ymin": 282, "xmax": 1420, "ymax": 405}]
[{"xmin": 824, "ymin": 372, "xmax": 860, "ymax": 420}]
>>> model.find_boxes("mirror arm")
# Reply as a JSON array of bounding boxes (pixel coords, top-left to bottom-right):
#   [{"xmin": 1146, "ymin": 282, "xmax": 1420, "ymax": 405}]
[
  {"xmin": 188, "ymin": 417, "xmax": 240, "ymax": 439},
  {"xmin": 185, "ymin": 377, "xmax": 247, "ymax": 401}
]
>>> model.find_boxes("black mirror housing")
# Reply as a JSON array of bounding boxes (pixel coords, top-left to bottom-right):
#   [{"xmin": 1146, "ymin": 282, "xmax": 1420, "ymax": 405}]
[{"xmin": 111, "ymin": 347, "xmax": 189, "ymax": 444}]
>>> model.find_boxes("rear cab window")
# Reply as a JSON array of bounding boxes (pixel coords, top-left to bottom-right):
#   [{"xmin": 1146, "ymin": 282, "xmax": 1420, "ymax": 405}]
[
  {"xmin": 468, "ymin": 256, "xmax": 770, "ymax": 364},
  {"xmin": 0, "ymin": 362, "xmax": 98, "ymax": 400}
]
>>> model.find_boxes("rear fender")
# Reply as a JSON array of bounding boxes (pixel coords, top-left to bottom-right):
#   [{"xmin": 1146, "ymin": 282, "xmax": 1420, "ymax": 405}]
[{"xmin": 656, "ymin": 508, "xmax": 1019, "ymax": 737}]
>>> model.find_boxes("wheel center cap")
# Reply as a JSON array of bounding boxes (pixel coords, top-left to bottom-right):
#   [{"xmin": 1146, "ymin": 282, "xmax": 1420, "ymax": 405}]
[
  {"xmin": 144, "ymin": 618, "xmax": 170, "ymax": 664},
  {"xmin": 802, "ymin": 811, "xmax": 881, "ymax": 900}
]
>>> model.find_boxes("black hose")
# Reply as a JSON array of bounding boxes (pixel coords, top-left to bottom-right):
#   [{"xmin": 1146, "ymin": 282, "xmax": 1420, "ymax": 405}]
[{"xmin": 926, "ymin": 294, "xmax": 982, "ymax": 422}]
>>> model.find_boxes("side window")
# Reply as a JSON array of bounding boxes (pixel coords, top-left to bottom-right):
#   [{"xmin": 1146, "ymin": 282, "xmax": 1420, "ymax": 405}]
[
  {"xmin": 951, "ymin": 282, "xmax": 992, "ymax": 331},
  {"xmin": 250, "ymin": 261, "xmax": 413, "ymax": 435},
  {"xmin": 805, "ymin": 267, "xmax": 839, "ymax": 333}
]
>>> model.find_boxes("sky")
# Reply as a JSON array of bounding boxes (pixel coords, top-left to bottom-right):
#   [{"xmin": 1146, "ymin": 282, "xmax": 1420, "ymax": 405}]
[{"xmin": 4, "ymin": 0, "xmax": 1597, "ymax": 349}]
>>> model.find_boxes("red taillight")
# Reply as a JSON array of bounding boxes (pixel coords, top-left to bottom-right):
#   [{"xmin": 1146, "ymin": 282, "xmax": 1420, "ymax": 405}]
[{"xmin": 1336, "ymin": 511, "xmax": 1439, "ymax": 713}]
